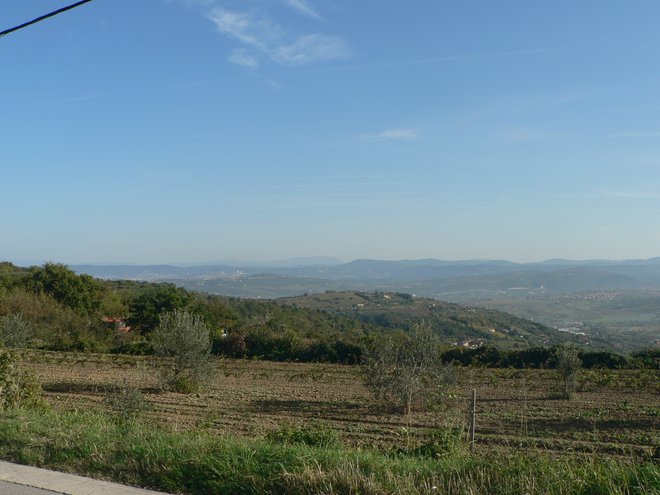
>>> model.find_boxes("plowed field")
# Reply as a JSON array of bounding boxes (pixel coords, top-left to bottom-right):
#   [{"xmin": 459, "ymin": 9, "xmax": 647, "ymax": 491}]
[{"xmin": 21, "ymin": 351, "xmax": 658, "ymax": 460}]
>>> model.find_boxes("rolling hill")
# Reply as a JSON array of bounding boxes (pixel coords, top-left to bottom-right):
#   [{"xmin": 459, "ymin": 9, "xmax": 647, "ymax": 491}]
[{"xmin": 276, "ymin": 291, "xmax": 578, "ymax": 348}]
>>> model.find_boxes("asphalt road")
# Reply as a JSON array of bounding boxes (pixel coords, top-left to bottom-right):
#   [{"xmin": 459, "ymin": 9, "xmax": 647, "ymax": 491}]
[
  {"xmin": 0, "ymin": 461, "xmax": 167, "ymax": 495},
  {"xmin": 0, "ymin": 480, "xmax": 61, "ymax": 494}
]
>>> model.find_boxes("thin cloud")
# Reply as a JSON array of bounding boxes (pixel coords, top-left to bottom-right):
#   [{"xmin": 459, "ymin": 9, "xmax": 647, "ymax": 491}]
[
  {"xmin": 207, "ymin": 8, "xmax": 278, "ymax": 49},
  {"xmin": 609, "ymin": 131, "xmax": 660, "ymax": 139},
  {"xmin": 499, "ymin": 129, "xmax": 577, "ymax": 143},
  {"xmin": 282, "ymin": 0, "xmax": 322, "ymax": 20},
  {"xmin": 228, "ymin": 48, "xmax": 259, "ymax": 68},
  {"xmin": 365, "ymin": 129, "xmax": 421, "ymax": 140},
  {"xmin": 272, "ymin": 34, "xmax": 347, "ymax": 65},
  {"xmin": 206, "ymin": 6, "xmax": 348, "ymax": 67}
]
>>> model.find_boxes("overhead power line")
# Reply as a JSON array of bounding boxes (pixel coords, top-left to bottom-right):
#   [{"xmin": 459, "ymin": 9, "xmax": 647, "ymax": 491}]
[{"xmin": 0, "ymin": 0, "xmax": 95, "ymax": 38}]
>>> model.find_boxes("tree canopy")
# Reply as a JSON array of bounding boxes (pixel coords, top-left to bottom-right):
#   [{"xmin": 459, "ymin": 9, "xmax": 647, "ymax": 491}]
[{"xmin": 24, "ymin": 263, "xmax": 105, "ymax": 315}]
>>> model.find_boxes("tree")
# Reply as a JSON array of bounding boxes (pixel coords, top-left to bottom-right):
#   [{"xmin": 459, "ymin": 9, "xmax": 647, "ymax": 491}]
[
  {"xmin": 0, "ymin": 314, "xmax": 33, "ymax": 348},
  {"xmin": 128, "ymin": 284, "xmax": 191, "ymax": 334},
  {"xmin": 556, "ymin": 343, "xmax": 581, "ymax": 399},
  {"xmin": 24, "ymin": 263, "xmax": 104, "ymax": 315},
  {"xmin": 363, "ymin": 323, "xmax": 454, "ymax": 420},
  {"xmin": 151, "ymin": 310, "xmax": 212, "ymax": 393}
]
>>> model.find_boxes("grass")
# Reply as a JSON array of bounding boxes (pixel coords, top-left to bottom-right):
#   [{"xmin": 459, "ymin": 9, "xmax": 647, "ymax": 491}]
[{"xmin": 0, "ymin": 407, "xmax": 657, "ymax": 495}]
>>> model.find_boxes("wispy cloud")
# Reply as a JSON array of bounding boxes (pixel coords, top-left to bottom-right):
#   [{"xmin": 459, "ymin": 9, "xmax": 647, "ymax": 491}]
[
  {"xmin": 609, "ymin": 131, "xmax": 660, "ymax": 139},
  {"xmin": 498, "ymin": 129, "xmax": 577, "ymax": 143},
  {"xmin": 206, "ymin": 6, "xmax": 348, "ymax": 67},
  {"xmin": 228, "ymin": 48, "xmax": 259, "ymax": 68},
  {"xmin": 271, "ymin": 33, "xmax": 347, "ymax": 65},
  {"xmin": 364, "ymin": 129, "xmax": 421, "ymax": 140},
  {"xmin": 282, "ymin": 0, "xmax": 322, "ymax": 20}
]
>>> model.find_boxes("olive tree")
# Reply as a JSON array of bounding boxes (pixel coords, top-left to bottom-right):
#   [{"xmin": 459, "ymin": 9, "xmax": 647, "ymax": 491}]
[
  {"xmin": 556, "ymin": 343, "xmax": 581, "ymax": 399},
  {"xmin": 0, "ymin": 314, "xmax": 33, "ymax": 348},
  {"xmin": 363, "ymin": 322, "xmax": 454, "ymax": 420},
  {"xmin": 152, "ymin": 310, "xmax": 212, "ymax": 393}
]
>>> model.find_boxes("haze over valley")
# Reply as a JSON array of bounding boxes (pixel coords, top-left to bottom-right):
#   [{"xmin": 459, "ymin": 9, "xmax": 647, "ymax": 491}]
[{"xmin": 73, "ymin": 256, "xmax": 660, "ymax": 352}]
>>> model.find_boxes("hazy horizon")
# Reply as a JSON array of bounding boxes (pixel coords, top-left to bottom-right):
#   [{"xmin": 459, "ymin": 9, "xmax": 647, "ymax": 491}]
[{"xmin": 6, "ymin": 254, "xmax": 660, "ymax": 268}]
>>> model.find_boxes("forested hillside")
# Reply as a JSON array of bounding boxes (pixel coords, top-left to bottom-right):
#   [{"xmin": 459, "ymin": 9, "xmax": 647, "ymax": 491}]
[
  {"xmin": 1, "ymin": 262, "xmax": 655, "ymax": 367},
  {"xmin": 277, "ymin": 291, "xmax": 573, "ymax": 347}
]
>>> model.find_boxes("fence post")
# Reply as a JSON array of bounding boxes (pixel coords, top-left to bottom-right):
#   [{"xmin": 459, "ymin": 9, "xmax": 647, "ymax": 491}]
[{"xmin": 470, "ymin": 388, "xmax": 476, "ymax": 451}]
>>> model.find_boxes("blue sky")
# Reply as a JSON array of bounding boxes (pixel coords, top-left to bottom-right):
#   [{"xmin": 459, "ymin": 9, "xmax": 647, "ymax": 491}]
[{"xmin": 2, "ymin": 0, "xmax": 660, "ymax": 264}]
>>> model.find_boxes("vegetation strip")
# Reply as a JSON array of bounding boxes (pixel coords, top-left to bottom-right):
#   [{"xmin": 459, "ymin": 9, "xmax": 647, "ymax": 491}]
[
  {"xmin": 2, "ymin": 262, "xmax": 658, "ymax": 366},
  {"xmin": 0, "ymin": 408, "xmax": 657, "ymax": 495}
]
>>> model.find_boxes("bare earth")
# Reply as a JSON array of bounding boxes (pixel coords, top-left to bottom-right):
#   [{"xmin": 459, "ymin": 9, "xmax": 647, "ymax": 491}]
[{"xmin": 21, "ymin": 351, "xmax": 659, "ymax": 460}]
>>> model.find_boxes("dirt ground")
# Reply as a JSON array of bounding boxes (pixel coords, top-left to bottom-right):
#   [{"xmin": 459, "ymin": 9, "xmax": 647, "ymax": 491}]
[{"xmin": 21, "ymin": 351, "xmax": 659, "ymax": 460}]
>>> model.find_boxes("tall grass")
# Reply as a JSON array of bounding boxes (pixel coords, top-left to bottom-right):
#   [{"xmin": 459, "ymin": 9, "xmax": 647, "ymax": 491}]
[{"xmin": 0, "ymin": 408, "xmax": 656, "ymax": 495}]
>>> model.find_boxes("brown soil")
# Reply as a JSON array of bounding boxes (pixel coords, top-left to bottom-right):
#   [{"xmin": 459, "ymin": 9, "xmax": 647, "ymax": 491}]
[{"xmin": 21, "ymin": 351, "xmax": 659, "ymax": 459}]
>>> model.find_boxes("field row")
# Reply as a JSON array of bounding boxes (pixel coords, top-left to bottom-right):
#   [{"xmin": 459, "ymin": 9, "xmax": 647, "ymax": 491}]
[{"xmin": 21, "ymin": 351, "xmax": 659, "ymax": 459}]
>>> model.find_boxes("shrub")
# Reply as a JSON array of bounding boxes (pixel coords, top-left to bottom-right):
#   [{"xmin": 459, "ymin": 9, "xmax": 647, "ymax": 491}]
[
  {"xmin": 265, "ymin": 421, "xmax": 339, "ymax": 448},
  {"xmin": 0, "ymin": 345, "xmax": 44, "ymax": 410},
  {"xmin": 0, "ymin": 313, "xmax": 33, "ymax": 348},
  {"xmin": 402, "ymin": 427, "xmax": 464, "ymax": 459},
  {"xmin": 581, "ymin": 351, "xmax": 630, "ymax": 369},
  {"xmin": 631, "ymin": 347, "xmax": 660, "ymax": 370},
  {"xmin": 105, "ymin": 382, "xmax": 149, "ymax": 421}
]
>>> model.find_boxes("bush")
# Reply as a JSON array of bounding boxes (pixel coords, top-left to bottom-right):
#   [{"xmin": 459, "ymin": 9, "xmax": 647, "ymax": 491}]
[
  {"xmin": 105, "ymin": 382, "xmax": 149, "ymax": 421},
  {"xmin": 402, "ymin": 427, "xmax": 464, "ymax": 459},
  {"xmin": 0, "ymin": 314, "xmax": 33, "ymax": 348},
  {"xmin": 265, "ymin": 421, "xmax": 339, "ymax": 448},
  {"xmin": 580, "ymin": 351, "xmax": 630, "ymax": 369},
  {"xmin": 631, "ymin": 347, "xmax": 660, "ymax": 370},
  {"xmin": 0, "ymin": 345, "xmax": 44, "ymax": 410}
]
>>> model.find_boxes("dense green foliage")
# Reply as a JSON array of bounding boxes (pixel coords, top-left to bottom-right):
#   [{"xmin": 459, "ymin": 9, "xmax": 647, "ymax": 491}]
[
  {"xmin": 277, "ymin": 291, "xmax": 567, "ymax": 347},
  {"xmin": 440, "ymin": 345, "xmax": 660, "ymax": 370},
  {"xmin": 0, "ymin": 262, "xmax": 657, "ymax": 368},
  {"xmin": 0, "ymin": 346, "xmax": 44, "ymax": 410},
  {"xmin": 128, "ymin": 284, "xmax": 191, "ymax": 334},
  {"xmin": 24, "ymin": 262, "xmax": 106, "ymax": 315},
  {"xmin": 0, "ymin": 408, "xmax": 656, "ymax": 495},
  {"xmin": 0, "ymin": 263, "xmax": 372, "ymax": 361}
]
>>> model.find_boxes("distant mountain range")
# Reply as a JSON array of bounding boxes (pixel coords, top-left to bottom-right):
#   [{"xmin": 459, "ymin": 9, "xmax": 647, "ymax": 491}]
[{"xmin": 72, "ymin": 257, "xmax": 660, "ymax": 299}]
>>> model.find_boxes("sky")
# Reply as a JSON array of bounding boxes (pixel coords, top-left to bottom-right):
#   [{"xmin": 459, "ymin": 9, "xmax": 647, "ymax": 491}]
[{"xmin": 2, "ymin": 0, "xmax": 660, "ymax": 265}]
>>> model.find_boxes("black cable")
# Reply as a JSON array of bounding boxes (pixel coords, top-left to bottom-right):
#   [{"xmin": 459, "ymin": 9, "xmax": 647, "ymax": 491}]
[{"xmin": 0, "ymin": 0, "xmax": 95, "ymax": 38}]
